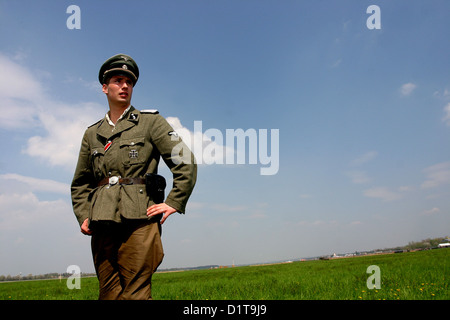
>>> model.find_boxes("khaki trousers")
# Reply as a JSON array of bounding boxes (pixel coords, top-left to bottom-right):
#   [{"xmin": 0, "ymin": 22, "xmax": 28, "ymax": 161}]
[{"xmin": 91, "ymin": 220, "xmax": 164, "ymax": 300}]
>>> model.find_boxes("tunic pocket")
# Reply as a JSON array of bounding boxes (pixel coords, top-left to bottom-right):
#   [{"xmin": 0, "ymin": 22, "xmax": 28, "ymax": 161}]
[{"xmin": 119, "ymin": 136, "xmax": 147, "ymax": 166}]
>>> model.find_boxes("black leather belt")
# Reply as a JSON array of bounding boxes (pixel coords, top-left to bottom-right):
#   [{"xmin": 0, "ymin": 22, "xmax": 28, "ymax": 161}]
[{"xmin": 97, "ymin": 176, "xmax": 146, "ymax": 187}]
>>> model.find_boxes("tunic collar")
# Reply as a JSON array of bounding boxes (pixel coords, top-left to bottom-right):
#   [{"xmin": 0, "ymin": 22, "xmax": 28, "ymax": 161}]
[
  {"xmin": 96, "ymin": 106, "xmax": 138, "ymax": 140},
  {"xmin": 105, "ymin": 105, "xmax": 132, "ymax": 128}
]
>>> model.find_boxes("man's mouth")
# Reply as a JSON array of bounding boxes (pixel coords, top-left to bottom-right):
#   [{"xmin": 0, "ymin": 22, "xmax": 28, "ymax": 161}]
[{"xmin": 119, "ymin": 92, "xmax": 128, "ymax": 98}]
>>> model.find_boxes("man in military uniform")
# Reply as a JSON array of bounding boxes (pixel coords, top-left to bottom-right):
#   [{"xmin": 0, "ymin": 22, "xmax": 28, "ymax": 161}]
[{"xmin": 71, "ymin": 54, "xmax": 197, "ymax": 300}]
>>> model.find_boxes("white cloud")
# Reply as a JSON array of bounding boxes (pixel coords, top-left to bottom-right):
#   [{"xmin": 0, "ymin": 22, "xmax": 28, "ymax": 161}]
[
  {"xmin": 0, "ymin": 188, "xmax": 85, "ymax": 275},
  {"xmin": 0, "ymin": 174, "xmax": 72, "ymax": 233},
  {"xmin": 400, "ymin": 82, "xmax": 417, "ymax": 96},
  {"xmin": 432, "ymin": 88, "xmax": 450, "ymax": 99},
  {"xmin": 0, "ymin": 192, "xmax": 71, "ymax": 231},
  {"xmin": 0, "ymin": 53, "xmax": 235, "ymax": 171},
  {"xmin": 0, "ymin": 54, "xmax": 45, "ymax": 129},
  {"xmin": 0, "ymin": 53, "xmax": 104, "ymax": 171},
  {"xmin": 363, "ymin": 187, "xmax": 402, "ymax": 202},
  {"xmin": 0, "ymin": 174, "xmax": 69, "ymax": 195},
  {"xmin": 211, "ymin": 203, "xmax": 248, "ymax": 213},
  {"xmin": 421, "ymin": 207, "xmax": 440, "ymax": 216},
  {"xmin": 421, "ymin": 161, "xmax": 450, "ymax": 189},
  {"xmin": 442, "ymin": 103, "xmax": 450, "ymax": 126},
  {"xmin": 296, "ymin": 220, "xmax": 338, "ymax": 227},
  {"xmin": 346, "ymin": 170, "xmax": 370, "ymax": 184},
  {"xmin": 23, "ymin": 101, "xmax": 102, "ymax": 170},
  {"xmin": 347, "ymin": 152, "xmax": 376, "ymax": 184},
  {"xmin": 351, "ymin": 151, "xmax": 378, "ymax": 166},
  {"xmin": 0, "ymin": 54, "xmax": 45, "ymax": 103},
  {"xmin": 398, "ymin": 185, "xmax": 414, "ymax": 192},
  {"xmin": 63, "ymin": 75, "xmax": 99, "ymax": 92},
  {"xmin": 331, "ymin": 59, "xmax": 342, "ymax": 68}
]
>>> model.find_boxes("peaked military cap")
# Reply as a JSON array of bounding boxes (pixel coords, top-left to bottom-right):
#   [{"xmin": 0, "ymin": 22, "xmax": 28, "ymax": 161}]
[{"xmin": 99, "ymin": 54, "xmax": 139, "ymax": 86}]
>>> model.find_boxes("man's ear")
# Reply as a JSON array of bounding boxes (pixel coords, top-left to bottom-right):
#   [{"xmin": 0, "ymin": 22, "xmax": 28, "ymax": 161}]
[{"xmin": 102, "ymin": 83, "xmax": 108, "ymax": 94}]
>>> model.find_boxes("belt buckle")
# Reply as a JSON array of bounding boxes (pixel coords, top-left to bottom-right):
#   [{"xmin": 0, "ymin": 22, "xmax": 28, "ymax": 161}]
[{"xmin": 108, "ymin": 176, "xmax": 120, "ymax": 186}]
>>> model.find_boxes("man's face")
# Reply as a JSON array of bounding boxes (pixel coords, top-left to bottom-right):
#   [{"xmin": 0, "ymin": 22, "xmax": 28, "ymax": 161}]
[{"xmin": 102, "ymin": 75, "xmax": 134, "ymax": 106}]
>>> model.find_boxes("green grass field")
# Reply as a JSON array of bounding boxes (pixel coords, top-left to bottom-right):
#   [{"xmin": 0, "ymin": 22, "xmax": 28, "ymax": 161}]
[{"xmin": 0, "ymin": 249, "xmax": 448, "ymax": 300}]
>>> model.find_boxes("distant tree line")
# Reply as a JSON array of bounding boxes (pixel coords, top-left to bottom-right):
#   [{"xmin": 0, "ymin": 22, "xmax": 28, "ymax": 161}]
[
  {"xmin": 0, "ymin": 236, "xmax": 447, "ymax": 281},
  {"xmin": 403, "ymin": 237, "xmax": 449, "ymax": 250},
  {"xmin": 370, "ymin": 236, "xmax": 449, "ymax": 253},
  {"xmin": 0, "ymin": 272, "xmax": 96, "ymax": 282}
]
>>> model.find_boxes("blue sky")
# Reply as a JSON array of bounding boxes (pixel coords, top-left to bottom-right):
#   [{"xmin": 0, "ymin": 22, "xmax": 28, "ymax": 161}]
[{"xmin": 0, "ymin": 0, "xmax": 449, "ymax": 276}]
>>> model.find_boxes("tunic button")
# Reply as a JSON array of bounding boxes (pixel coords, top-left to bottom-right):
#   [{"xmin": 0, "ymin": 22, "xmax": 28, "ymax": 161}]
[{"xmin": 139, "ymin": 189, "xmax": 144, "ymax": 194}]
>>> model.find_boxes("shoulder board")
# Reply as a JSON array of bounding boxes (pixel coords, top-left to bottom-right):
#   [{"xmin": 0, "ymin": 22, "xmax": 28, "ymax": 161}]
[
  {"xmin": 141, "ymin": 109, "xmax": 159, "ymax": 114},
  {"xmin": 88, "ymin": 119, "xmax": 103, "ymax": 128}
]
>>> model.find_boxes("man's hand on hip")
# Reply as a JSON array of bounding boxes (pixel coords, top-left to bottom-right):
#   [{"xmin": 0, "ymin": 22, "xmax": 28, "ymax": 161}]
[
  {"xmin": 147, "ymin": 203, "xmax": 177, "ymax": 224},
  {"xmin": 81, "ymin": 218, "xmax": 92, "ymax": 235}
]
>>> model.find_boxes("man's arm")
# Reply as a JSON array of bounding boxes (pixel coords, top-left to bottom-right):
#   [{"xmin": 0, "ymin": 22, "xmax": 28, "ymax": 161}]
[
  {"xmin": 71, "ymin": 130, "xmax": 96, "ymax": 233},
  {"xmin": 145, "ymin": 114, "xmax": 197, "ymax": 222}
]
